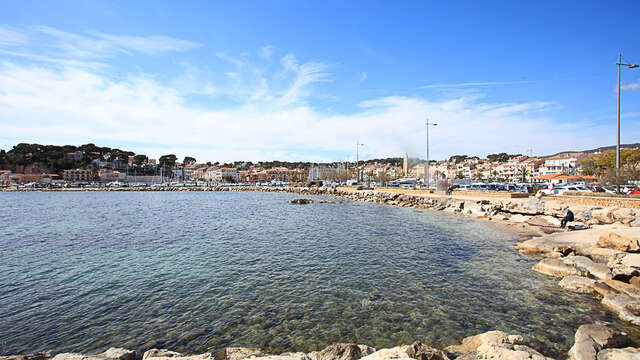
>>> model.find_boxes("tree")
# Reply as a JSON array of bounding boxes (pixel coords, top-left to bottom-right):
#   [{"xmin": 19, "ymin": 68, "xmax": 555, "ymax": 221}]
[
  {"xmin": 456, "ymin": 171, "xmax": 464, "ymax": 179},
  {"xmin": 487, "ymin": 153, "xmax": 510, "ymax": 163},
  {"xmin": 449, "ymin": 155, "xmax": 468, "ymax": 163},
  {"xmin": 183, "ymin": 156, "xmax": 196, "ymax": 165},
  {"xmin": 519, "ymin": 167, "xmax": 529, "ymax": 182},
  {"xmin": 159, "ymin": 154, "xmax": 177, "ymax": 169},
  {"xmin": 133, "ymin": 155, "xmax": 148, "ymax": 166}
]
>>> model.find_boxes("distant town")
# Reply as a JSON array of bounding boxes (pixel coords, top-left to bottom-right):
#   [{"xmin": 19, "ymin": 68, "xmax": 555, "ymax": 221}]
[{"xmin": 1, "ymin": 142, "xmax": 639, "ymax": 191}]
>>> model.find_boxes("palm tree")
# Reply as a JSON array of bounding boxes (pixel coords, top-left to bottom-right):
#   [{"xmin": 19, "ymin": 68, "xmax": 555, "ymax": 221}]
[{"xmin": 520, "ymin": 167, "xmax": 529, "ymax": 182}]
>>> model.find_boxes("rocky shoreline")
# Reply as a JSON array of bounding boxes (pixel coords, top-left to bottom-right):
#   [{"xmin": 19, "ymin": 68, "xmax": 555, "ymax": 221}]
[
  {"xmin": 3, "ymin": 324, "xmax": 639, "ymax": 360},
  {"xmin": 5, "ymin": 186, "xmax": 640, "ymax": 359}
]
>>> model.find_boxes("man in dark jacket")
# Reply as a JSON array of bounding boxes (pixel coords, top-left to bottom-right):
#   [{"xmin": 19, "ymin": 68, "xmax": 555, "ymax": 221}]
[{"xmin": 560, "ymin": 209, "xmax": 574, "ymax": 228}]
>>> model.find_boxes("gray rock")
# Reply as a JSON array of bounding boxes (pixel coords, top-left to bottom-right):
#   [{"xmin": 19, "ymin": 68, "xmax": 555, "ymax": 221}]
[
  {"xmin": 533, "ymin": 258, "xmax": 583, "ymax": 277},
  {"xmin": 52, "ymin": 349, "xmax": 136, "ymax": 360},
  {"xmin": 224, "ymin": 348, "xmax": 265, "ymax": 360},
  {"xmin": 405, "ymin": 342, "xmax": 448, "ymax": 360},
  {"xmin": 597, "ymin": 348, "xmax": 640, "ymax": 360},
  {"xmin": 568, "ymin": 324, "xmax": 628, "ymax": 360},
  {"xmin": 563, "ymin": 256, "xmax": 613, "ymax": 280},
  {"xmin": 560, "ymin": 276, "xmax": 596, "ymax": 293},
  {"xmin": 602, "ymin": 294, "xmax": 640, "ymax": 325},
  {"xmin": 142, "ymin": 350, "xmax": 213, "ymax": 360},
  {"xmin": 308, "ymin": 344, "xmax": 375, "ymax": 360}
]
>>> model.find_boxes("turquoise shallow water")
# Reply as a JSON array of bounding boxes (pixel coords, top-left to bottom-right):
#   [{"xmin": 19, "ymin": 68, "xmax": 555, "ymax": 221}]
[{"xmin": 0, "ymin": 191, "xmax": 637, "ymax": 357}]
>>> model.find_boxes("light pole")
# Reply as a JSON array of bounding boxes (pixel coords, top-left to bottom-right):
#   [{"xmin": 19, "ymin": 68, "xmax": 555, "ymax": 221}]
[
  {"xmin": 356, "ymin": 141, "xmax": 364, "ymax": 183},
  {"xmin": 616, "ymin": 53, "xmax": 638, "ymax": 193},
  {"xmin": 425, "ymin": 119, "xmax": 438, "ymax": 189}
]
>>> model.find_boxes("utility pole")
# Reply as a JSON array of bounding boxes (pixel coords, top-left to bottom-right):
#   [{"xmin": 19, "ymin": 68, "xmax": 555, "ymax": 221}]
[
  {"xmin": 616, "ymin": 53, "xmax": 639, "ymax": 193},
  {"xmin": 425, "ymin": 119, "xmax": 438, "ymax": 189},
  {"xmin": 356, "ymin": 141, "xmax": 364, "ymax": 183}
]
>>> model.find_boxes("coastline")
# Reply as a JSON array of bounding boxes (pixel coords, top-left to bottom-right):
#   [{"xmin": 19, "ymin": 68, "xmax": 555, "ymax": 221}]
[{"xmin": 4, "ymin": 187, "xmax": 640, "ymax": 359}]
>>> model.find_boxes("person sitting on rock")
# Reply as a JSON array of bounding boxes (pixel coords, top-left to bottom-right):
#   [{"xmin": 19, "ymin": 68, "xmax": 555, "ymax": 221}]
[{"xmin": 560, "ymin": 209, "xmax": 574, "ymax": 228}]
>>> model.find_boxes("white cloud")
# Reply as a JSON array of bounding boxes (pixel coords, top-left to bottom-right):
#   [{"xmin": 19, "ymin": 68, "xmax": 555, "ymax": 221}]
[
  {"xmin": 621, "ymin": 79, "xmax": 640, "ymax": 91},
  {"xmin": 0, "ymin": 26, "xmax": 200, "ymax": 66},
  {"xmin": 0, "ymin": 26, "xmax": 28, "ymax": 46},
  {"xmin": 418, "ymin": 81, "xmax": 533, "ymax": 89},
  {"xmin": 0, "ymin": 60, "xmax": 624, "ymax": 163}
]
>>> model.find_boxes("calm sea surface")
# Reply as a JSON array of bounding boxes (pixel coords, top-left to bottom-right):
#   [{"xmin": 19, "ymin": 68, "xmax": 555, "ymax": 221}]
[{"xmin": 0, "ymin": 191, "xmax": 637, "ymax": 357}]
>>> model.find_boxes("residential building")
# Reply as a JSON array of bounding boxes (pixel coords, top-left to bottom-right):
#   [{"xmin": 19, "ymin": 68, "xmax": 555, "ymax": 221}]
[
  {"xmin": 98, "ymin": 169, "xmax": 125, "ymax": 182},
  {"xmin": 63, "ymin": 169, "xmax": 95, "ymax": 182}
]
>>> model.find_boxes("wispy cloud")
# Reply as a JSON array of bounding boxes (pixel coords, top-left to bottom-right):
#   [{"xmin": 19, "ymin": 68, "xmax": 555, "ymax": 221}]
[
  {"xmin": 418, "ymin": 81, "xmax": 533, "ymax": 89},
  {"xmin": 621, "ymin": 79, "xmax": 640, "ymax": 91},
  {"xmin": 0, "ymin": 26, "xmax": 28, "ymax": 46},
  {"xmin": 0, "ymin": 25, "xmax": 200, "ymax": 68}
]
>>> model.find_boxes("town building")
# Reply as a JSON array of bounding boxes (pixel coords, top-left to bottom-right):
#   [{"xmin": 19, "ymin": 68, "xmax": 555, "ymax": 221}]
[{"xmin": 63, "ymin": 169, "xmax": 94, "ymax": 182}]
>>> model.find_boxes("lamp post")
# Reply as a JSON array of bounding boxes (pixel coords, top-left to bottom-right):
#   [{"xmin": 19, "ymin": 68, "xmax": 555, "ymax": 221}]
[
  {"xmin": 616, "ymin": 53, "xmax": 639, "ymax": 193},
  {"xmin": 356, "ymin": 141, "xmax": 364, "ymax": 183},
  {"xmin": 425, "ymin": 120, "xmax": 438, "ymax": 189}
]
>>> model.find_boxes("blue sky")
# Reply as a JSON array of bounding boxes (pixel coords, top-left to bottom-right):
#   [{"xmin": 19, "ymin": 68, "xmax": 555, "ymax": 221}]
[{"xmin": 1, "ymin": 1, "xmax": 639, "ymax": 162}]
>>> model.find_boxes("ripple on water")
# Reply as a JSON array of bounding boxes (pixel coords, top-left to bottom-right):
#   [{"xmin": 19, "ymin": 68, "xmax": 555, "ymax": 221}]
[{"xmin": 0, "ymin": 191, "xmax": 637, "ymax": 359}]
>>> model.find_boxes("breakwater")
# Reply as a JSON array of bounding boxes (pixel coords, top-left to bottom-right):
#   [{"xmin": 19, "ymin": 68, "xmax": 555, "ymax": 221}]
[{"xmin": 6, "ymin": 185, "xmax": 640, "ymax": 227}]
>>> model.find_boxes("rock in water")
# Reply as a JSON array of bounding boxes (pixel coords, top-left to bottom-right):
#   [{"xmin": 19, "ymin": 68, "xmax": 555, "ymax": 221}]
[
  {"xmin": 405, "ymin": 342, "xmax": 448, "ymax": 360},
  {"xmin": 308, "ymin": 344, "xmax": 375, "ymax": 360},
  {"xmin": 602, "ymin": 294, "xmax": 640, "ymax": 325},
  {"xmin": 142, "ymin": 350, "xmax": 213, "ymax": 360},
  {"xmin": 597, "ymin": 232, "xmax": 640, "ymax": 252},
  {"xmin": 568, "ymin": 324, "xmax": 628, "ymax": 360},
  {"xmin": 559, "ymin": 276, "xmax": 596, "ymax": 293},
  {"xmin": 596, "ymin": 348, "xmax": 640, "ymax": 360},
  {"xmin": 533, "ymin": 258, "xmax": 583, "ymax": 277},
  {"xmin": 53, "ymin": 349, "xmax": 136, "ymax": 360},
  {"xmin": 224, "ymin": 348, "xmax": 265, "ymax": 360},
  {"xmin": 444, "ymin": 331, "xmax": 550, "ymax": 360},
  {"xmin": 290, "ymin": 198, "xmax": 315, "ymax": 204}
]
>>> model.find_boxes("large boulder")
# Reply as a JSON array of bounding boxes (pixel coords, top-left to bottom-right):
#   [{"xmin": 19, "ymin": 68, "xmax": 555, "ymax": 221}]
[
  {"xmin": 142, "ymin": 350, "xmax": 214, "ymax": 360},
  {"xmin": 360, "ymin": 346, "xmax": 412, "ymax": 360},
  {"xmin": 53, "ymin": 349, "xmax": 136, "ymax": 360},
  {"xmin": 533, "ymin": 258, "xmax": 583, "ymax": 277},
  {"xmin": 568, "ymin": 324, "xmax": 628, "ymax": 360},
  {"xmin": 597, "ymin": 348, "xmax": 640, "ymax": 360},
  {"xmin": 560, "ymin": 276, "xmax": 596, "ymax": 293},
  {"xmin": 563, "ymin": 256, "xmax": 613, "ymax": 280},
  {"xmin": 608, "ymin": 253, "xmax": 640, "ymax": 278},
  {"xmin": 224, "ymin": 348, "xmax": 265, "ymax": 360},
  {"xmin": 597, "ymin": 232, "xmax": 640, "ymax": 252},
  {"xmin": 405, "ymin": 342, "xmax": 448, "ymax": 360},
  {"xmin": 602, "ymin": 294, "xmax": 640, "ymax": 325},
  {"xmin": 444, "ymin": 331, "xmax": 550, "ymax": 360},
  {"xmin": 308, "ymin": 344, "xmax": 376, "ymax": 360},
  {"xmin": 592, "ymin": 208, "xmax": 617, "ymax": 225},
  {"xmin": 612, "ymin": 209, "xmax": 637, "ymax": 226}
]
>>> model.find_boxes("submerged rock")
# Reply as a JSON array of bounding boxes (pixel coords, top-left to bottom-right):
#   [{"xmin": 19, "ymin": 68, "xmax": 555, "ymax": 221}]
[
  {"xmin": 53, "ymin": 349, "xmax": 136, "ymax": 360},
  {"xmin": 559, "ymin": 276, "xmax": 596, "ymax": 293},
  {"xmin": 533, "ymin": 258, "xmax": 583, "ymax": 277},
  {"xmin": 602, "ymin": 294, "xmax": 640, "ymax": 325}
]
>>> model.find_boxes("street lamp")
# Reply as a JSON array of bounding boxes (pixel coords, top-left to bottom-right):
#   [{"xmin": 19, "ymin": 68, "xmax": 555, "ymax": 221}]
[
  {"xmin": 616, "ymin": 53, "xmax": 639, "ymax": 193},
  {"xmin": 356, "ymin": 141, "xmax": 364, "ymax": 183},
  {"xmin": 425, "ymin": 119, "xmax": 438, "ymax": 189}
]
